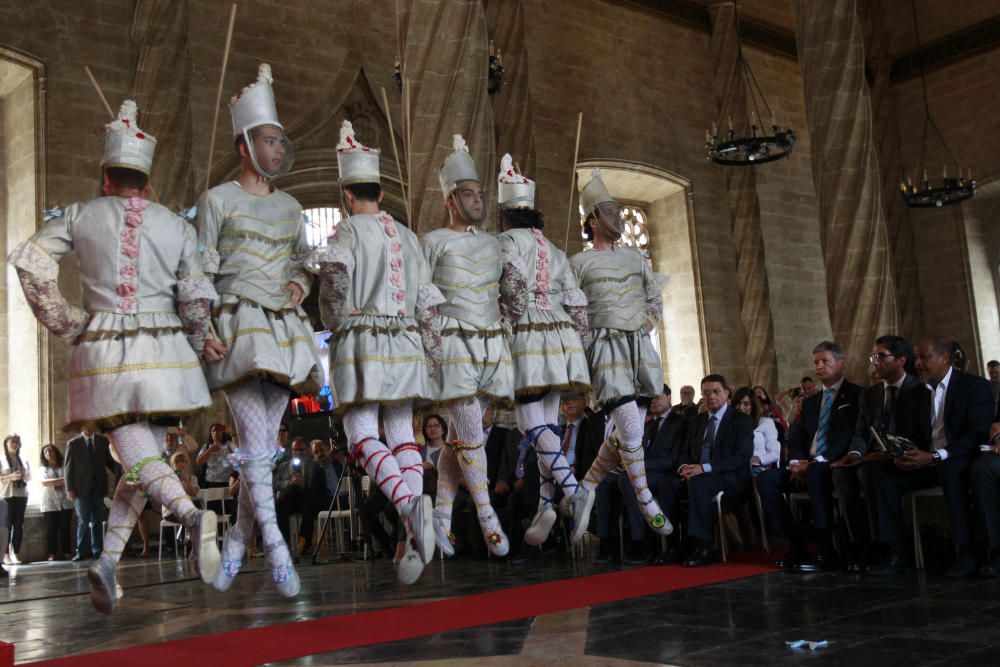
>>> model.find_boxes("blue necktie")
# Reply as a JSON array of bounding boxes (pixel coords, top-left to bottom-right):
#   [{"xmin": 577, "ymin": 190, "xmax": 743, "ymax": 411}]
[{"xmin": 815, "ymin": 388, "xmax": 835, "ymax": 456}]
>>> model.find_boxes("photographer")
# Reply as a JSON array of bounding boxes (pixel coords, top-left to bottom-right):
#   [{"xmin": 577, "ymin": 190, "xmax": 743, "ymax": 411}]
[
  {"xmin": 2, "ymin": 434, "xmax": 30, "ymax": 564},
  {"xmin": 274, "ymin": 437, "xmax": 326, "ymax": 557},
  {"xmin": 196, "ymin": 423, "xmax": 236, "ymax": 517}
]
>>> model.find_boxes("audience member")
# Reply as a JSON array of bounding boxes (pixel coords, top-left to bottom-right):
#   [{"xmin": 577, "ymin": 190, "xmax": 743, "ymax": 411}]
[
  {"xmin": 196, "ymin": 423, "xmax": 235, "ymax": 488},
  {"xmin": 757, "ymin": 341, "xmax": 861, "ymax": 573},
  {"xmin": 659, "ymin": 374, "xmax": 754, "ymax": 567},
  {"xmin": 972, "ymin": 412, "xmax": 1000, "ymax": 577},
  {"xmin": 0, "ymin": 498, "xmax": 7, "ymax": 578},
  {"xmin": 620, "ymin": 385, "xmax": 687, "ymax": 564},
  {"xmin": 1, "ymin": 434, "xmax": 30, "ymax": 564},
  {"xmin": 831, "ymin": 335, "xmax": 927, "ymax": 572},
  {"xmin": 482, "ymin": 405, "xmax": 510, "ymax": 489},
  {"xmin": 732, "ymin": 387, "xmax": 780, "ymax": 472},
  {"xmin": 869, "ymin": 336, "xmax": 993, "ymax": 578},
  {"xmin": 64, "ymin": 428, "xmax": 114, "ymax": 561},
  {"xmin": 753, "ymin": 385, "xmax": 788, "ymax": 434},
  {"xmin": 987, "ymin": 359, "xmax": 1000, "ymax": 404},
  {"xmin": 40, "ymin": 444, "xmax": 75, "ymax": 561},
  {"xmin": 164, "ymin": 426, "xmax": 199, "ymax": 458},
  {"xmin": 671, "ymin": 385, "xmax": 699, "ymax": 420},
  {"xmin": 274, "ymin": 437, "xmax": 327, "ymax": 556}
]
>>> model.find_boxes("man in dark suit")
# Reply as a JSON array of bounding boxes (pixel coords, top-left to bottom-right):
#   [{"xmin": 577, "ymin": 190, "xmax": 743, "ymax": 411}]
[
  {"xmin": 659, "ymin": 374, "xmax": 754, "ymax": 567},
  {"xmin": 831, "ymin": 335, "xmax": 930, "ymax": 571},
  {"xmin": 756, "ymin": 341, "xmax": 862, "ymax": 572},
  {"xmin": 870, "ymin": 336, "xmax": 994, "ymax": 577},
  {"xmin": 618, "ymin": 385, "xmax": 687, "ymax": 563},
  {"xmin": 64, "ymin": 428, "xmax": 114, "ymax": 560},
  {"xmin": 972, "ymin": 412, "xmax": 1000, "ymax": 577},
  {"xmin": 482, "ymin": 405, "xmax": 510, "ymax": 489}
]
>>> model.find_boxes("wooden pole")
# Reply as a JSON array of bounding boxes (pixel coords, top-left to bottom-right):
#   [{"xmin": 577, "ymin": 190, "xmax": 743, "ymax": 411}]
[
  {"xmin": 204, "ymin": 3, "xmax": 238, "ymax": 192},
  {"xmin": 380, "ymin": 87, "xmax": 410, "ymax": 224},
  {"xmin": 403, "ymin": 76, "xmax": 414, "ymax": 231},
  {"xmin": 563, "ymin": 112, "xmax": 584, "ymax": 252},
  {"xmin": 84, "ymin": 66, "xmax": 160, "ymax": 203}
]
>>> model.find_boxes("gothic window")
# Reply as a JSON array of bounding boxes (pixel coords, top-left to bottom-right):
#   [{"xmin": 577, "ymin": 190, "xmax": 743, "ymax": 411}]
[
  {"xmin": 303, "ymin": 206, "xmax": 343, "ymax": 248},
  {"xmin": 580, "ymin": 205, "xmax": 651, "ymax": 257}
]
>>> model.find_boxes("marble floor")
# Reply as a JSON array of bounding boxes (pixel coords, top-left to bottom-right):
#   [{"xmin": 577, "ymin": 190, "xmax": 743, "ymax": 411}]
[{"xmin": 2, "ymin": 552, "xmax": 1000, "ymax": 666}]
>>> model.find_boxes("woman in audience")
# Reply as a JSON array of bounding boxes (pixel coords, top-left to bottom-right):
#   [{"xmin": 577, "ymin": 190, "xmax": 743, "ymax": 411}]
[
  {"xmin": 732, "ymin": 387, "xmax": 780, "ymax": 471},
  {"xmin": 1, "ymin": 434, "xmax": 30, "ymax": 564},
  {"xmin": 40, "ymin": 444, "xmax": 75, "ymax": 560},
  {"xmin": 753, "ymin": 386, "xmax": 787, "ymax": 432}
]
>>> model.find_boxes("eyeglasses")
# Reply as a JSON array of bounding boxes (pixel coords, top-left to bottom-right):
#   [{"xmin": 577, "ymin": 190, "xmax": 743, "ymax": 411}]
[{"xmin": 869, "ymin": 352, "xmax": 896, "ymax": 363}]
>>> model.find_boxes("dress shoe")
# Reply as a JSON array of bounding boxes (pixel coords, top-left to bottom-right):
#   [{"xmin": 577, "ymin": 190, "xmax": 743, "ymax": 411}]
[
  {"xmin": 511, "ymin": 545, "xmax": 543, "ymax": 565},
  {"xmin": 623, "ymin": 552, "xmax": 652, "ymax": 566},
  {"xmin": 594, "ymin": 545, "xmax": 614, "ymax": 565},
  {"xmin": 869, "ymin": 552, "xmax": 905, "ymax": 576},
  {"xmin": 794, "ymin": 551, "xmax": 839, "ymax": 574},
  {"xmin": 653, "ymin": 547, "xmax": 682, "ymax": 565},
  {"xmin": 684, "ymin": 546, "xmax": 719, "ymax": 567},
  {"xmin": 846, "ymin": 559, "xmax": 867, "ymax": 574},
  {"xmin": 983, "ymin": 552, "xmax": 1000, "ymax": 578},
  {"xmin": 944, "ymin": 553, "xmax": 977, "ymax": 579},
  {"xmin": 71, "ymin": 553, "xmax": 87, "ymax": 562}
]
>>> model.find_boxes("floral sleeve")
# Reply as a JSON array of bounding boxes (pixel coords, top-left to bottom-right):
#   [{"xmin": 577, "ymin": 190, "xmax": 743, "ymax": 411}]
[
  {"xmin": 318, "ymin": 223, "xmax": 355, "ymax": 329},
  {"xmin": 641, "ymin": 259, "xmax": 668, "ymax": 331},
  {"xmin": 415, "ymin": 253, "xmax": 446, "ymax": 376},
  {"xmin": 8, "ymin": 207, "xmax": 89, "ymax": 342},
  {"xmin": 498, "ymin": 234, "xmax": 529, "ymax": 323}
]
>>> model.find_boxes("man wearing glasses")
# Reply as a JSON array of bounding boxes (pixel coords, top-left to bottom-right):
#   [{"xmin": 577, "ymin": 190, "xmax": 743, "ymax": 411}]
[
  {"xmin": 757, "ymin": 341, "xmax": 861, "ymax": 572},
  {"xmin": 830, "ymin": 336, "xmax": 928, "ymax": 572}
]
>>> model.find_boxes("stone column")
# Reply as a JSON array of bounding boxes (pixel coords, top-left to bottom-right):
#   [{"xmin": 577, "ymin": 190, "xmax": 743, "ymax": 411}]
[
  {"xmin": 131, "ymin": 0, "xmax": 196, "ymax": 211},
  {"xmin": 859, "ymin": 0, "xmax": 925, "ymax": 340},
  {"xmin": 485, "ymin": 0, "xmax": 535, "ymax": 177},
  {"xmin": 399, "ymin": 0, "xmax": 494, "ymax": 233},
  {"xmin": 707, "ymin": 2, "xmax": 777, "ymax": 391},
  {"xmin": 795, "ymin": 0, "xmax": 899, "ymax": 381}
]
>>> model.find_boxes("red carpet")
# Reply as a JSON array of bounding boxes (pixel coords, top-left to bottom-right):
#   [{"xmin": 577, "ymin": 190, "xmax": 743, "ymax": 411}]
[{"xmin": 28, "ymin": 560, "xmax": 774, "ymax": 667}]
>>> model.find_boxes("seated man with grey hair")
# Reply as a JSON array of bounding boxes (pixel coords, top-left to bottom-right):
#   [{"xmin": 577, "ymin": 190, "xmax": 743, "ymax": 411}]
[{"xmin": 756, "ymin": 341, "xmax": 862, "ymax": 572}]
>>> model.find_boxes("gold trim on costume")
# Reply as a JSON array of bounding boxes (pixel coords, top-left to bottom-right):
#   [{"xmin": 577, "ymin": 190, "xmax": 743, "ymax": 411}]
[
  {"xmin": 331, "ymin": 354, "xmax": 428, "ymax": 368},
  {"xmin": 512, "ymin": 347, "xmax": 585, "ymax": 358},
  {"xmin": 71, "ymin": 360, "xmax": 202, "ymax": 378},
  {"xmin": 217, "ymin": 246, "xmax": 294, "ymax": 263}
]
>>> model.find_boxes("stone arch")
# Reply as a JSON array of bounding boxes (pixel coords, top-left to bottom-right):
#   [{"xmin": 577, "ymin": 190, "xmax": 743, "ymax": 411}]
[
  {"xmin": 1, "ymin": 45, "xmax": 49, "ymax": 496},
  {"xmin": 576, "ymin": 159, "xmax": 707, "ymax": 391}
]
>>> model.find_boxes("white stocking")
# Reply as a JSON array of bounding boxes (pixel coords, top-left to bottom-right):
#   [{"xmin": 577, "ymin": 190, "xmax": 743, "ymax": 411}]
[
  {"xmin": 110, "ymin": 422, "xmax": 198, "ymax": 525},
  {"xmin": 344, "ymin": 404, "xmax": 414, "ymax": 511},
  {"xmin": 447, "ymin": 397, "xmax": 503, "ymax": 539},
  {"xmin": 225, "ymin": 381, "xmax": 294, "ymax": 582},
  {"xmin": 101, "ymin": 475, "xmax": 149, "ymax": 564},
  {"xmin": 383, "ymin": 402, "xmax": 423, "ymax": 497},
  {"xmin": 611, "ymin": 401, "xmax": 666, "ymax": 528},
  {"xmin": 433, "ymin": 443, "xmax": 461, "ymax": 529},
  {"xmin": 516, "ymin": 397, "xmax": 579, "ymax": 498}
]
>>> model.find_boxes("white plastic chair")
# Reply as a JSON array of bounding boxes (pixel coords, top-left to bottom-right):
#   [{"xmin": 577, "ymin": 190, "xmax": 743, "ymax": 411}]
[
  {"xmin": 158, "ymin": 504, "xmax": 186, "ymax": 561},
  {"xmin": 317, "ymin": 472, "xmax": 358, "ymax": 556}
]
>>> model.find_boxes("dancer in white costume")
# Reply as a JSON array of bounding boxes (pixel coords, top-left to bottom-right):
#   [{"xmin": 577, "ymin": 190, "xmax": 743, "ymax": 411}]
[
  {"xmin": 569, "ymin": 170, "xmax": 673, "ymax": 538},
  {"xmin": 495, "ymin": 155, "xmax": 594, "ymax": 545},
  {"xmin": 319, "ymin": 121, "xmax": 441, "ymax": 584},
  {"xmin": 198, "ymin": 64, "xmax": 324, "ymax": 597},
  {"xmin": 9, "ymin": 101, "xmax": 222, "ymax": 613},
  {"xmin": 422, "ymin": 135, "xmax": 512, "ymax": 558}
]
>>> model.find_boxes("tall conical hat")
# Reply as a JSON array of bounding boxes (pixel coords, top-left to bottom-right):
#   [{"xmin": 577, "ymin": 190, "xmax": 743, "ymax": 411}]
[
  {"xmin": 102, "ymin": 100, "xmax": 156, "ymax": 175},
  {"xmin": 336, "ymin": 120, "xmax": 380, "ymax": 185},
  {"xmin": 497, "ymin": 153, "xmax": 535, "ymax": 209},
  {"xmin": 230, "ymin": 63, "xmax": 283, "ymax": 136},
  {"xmin": 438, "ymin": 134, "xmax": 479, "ymax": 196},
  {"xmin": 579, "ymin": 168, "xmax": 616, "ymax": 215}
]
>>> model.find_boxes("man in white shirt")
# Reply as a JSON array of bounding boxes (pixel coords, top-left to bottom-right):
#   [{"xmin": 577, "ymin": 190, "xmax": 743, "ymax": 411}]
[{"xmin": 870, "ymin": 337, "xmax": 993, "ymax": 577}]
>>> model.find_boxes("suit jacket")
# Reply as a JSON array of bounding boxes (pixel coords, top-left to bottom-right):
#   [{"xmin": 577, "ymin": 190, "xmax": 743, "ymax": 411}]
[
  {"xmin": 850, "ymin": 374, "xmax": 931, "ymax": 455},
  {"xmin": 680, "ymin": 407, "xmax": 754, "ymax": 487},
  {"xmin": 787, "ymin": 380, "xmax": 862, "ymax": 462},
  {"xmin": 495, "ymin": 429, "xmax": 525, "ymax": 487},
  {"xmin": 644, "ymin": 411, "xmax": 688, "ymax": 474},
  {"xmin": 935, "ymin": 369, "xmax": 995, "ymax": 461},
  {"xmin": 64, "ymin": 434, "xmax": 113, "ymax": 497},
  {"xmin": 484, "ymin": 425, "xmax": 510, "ymax": 487},
  {"xmin": 572, "ymin": 410, "xmax": 607, "ymax": 478}
]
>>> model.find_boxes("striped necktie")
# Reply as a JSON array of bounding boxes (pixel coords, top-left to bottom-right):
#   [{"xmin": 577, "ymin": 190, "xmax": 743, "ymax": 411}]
[{"xmin": 814, "ymin": 388, "xmax": 835, "ymax": 456}]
